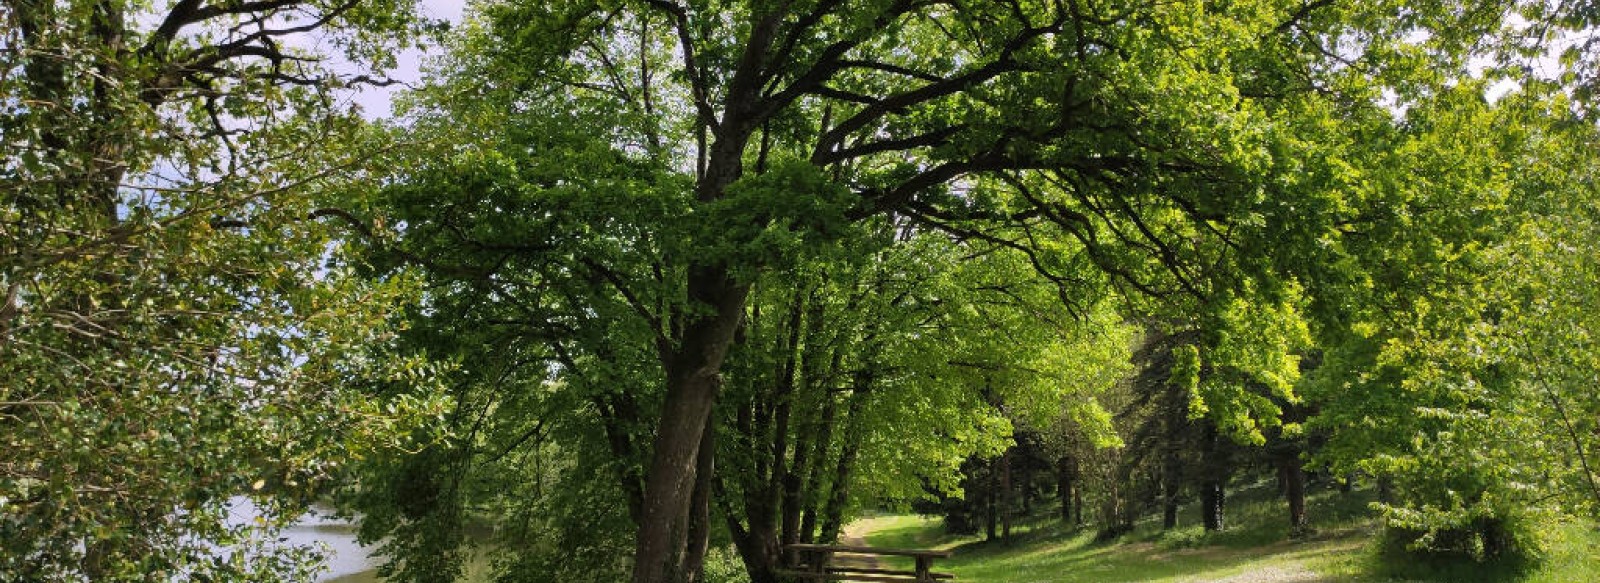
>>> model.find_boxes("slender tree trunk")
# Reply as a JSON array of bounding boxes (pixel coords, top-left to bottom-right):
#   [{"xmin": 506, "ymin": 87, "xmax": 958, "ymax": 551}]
[
  {"xmin": 1281, "ymin": 457, "xmax": 1308, "ymax": 536},
  {"xmin": 589, "ymin": 389, "xmax": 645, "ymax": 524},
  {"xmin": 1000, "ymin": 450, "xmax": 1013, "ymax": 540},
  {"xmin": 684, "ymin": 420, "xmax": 716, "ymax": 583},
  {"xmin": 1525, "ymin": 349, "xmax": 1600, "ymax": 512},
  {"xmin": 985, "ymin": 460, "xmax": 999, "ymax": 541},
  {"xmin": 798, "ymin": 393, "xmax": 836, "ymax": 544},
  {"xmin": 800, "ymin": 349, "xmax": 844, "ymax": 542},
  {"xmin": 1198, "ymin": 424, "xmax": 1229, "ymax": 533},
  {"xmin": 1073, "ymin": 483, "xmax": 1083, "ymax": 526},
  {"xmin": 819, "ymin": 368, "xmax": 873, "ymax": 544},
  {"xmin": 1161, "ymin": 449, "xmax": 1182, "ymax": 530},
  {"xmin": 1057, "ymin": 456, "xmax": 1074, "ymax": 523},
  {"xmin": 1021, "ymin": 456, "xmax": 1034, "ymax": 516},
  {"xmin": 1162, "ymin": 498, "xmax": 1178, "ymax": 530},
  {"xmin": 772, "ymin": 293, "xmax": 804, "ymax": 548},
  {"xmin": 1200, "ymin": 480, "xmax": 1225, "ymax": 532}
]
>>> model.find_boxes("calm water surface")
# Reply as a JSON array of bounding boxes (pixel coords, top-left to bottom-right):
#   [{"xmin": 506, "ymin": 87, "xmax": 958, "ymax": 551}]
[
  {"xmin": 223, "ymin": 497, "xmax": 381, "ymax": 581},
  {"xmin": 224, "ymin": 497, "xmax": 492, "ymax": 582}
]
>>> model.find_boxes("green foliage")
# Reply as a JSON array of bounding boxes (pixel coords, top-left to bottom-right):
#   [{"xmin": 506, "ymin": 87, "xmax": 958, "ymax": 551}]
[
  {"xmin": 1303, "ymin": 83, "xmax": 1600, "ymax": 563},
  {"xmin": 6, "ymin": 0, "xmax": 1600, "ymax": 582},
  {"xmin": 699, "ymin": 158, "xmax": 858, "ymax": 275},
  {"xmin": 701, "ymin": 547, "xmax": 754, "ymax": 583},
  {"xmin": 0, "ymin": 0, "xmax": 443, "ymax": 579}
]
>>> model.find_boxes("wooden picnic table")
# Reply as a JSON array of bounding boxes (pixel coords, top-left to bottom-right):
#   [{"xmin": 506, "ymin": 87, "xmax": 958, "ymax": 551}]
[{"xmin": 778, "ymin": 543, "xmax": 955, "ymax": 582}]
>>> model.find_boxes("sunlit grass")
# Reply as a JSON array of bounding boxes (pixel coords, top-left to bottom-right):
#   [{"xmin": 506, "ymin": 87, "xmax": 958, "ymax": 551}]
[{"xmin": 855, "ymin": 481, "xmax": 1600, "ymax": 583}]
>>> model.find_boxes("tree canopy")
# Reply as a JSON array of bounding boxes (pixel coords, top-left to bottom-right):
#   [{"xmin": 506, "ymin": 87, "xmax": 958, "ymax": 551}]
[
  {"xmin": 2, "ymin": 1, "xmax": 443, "ymax": 578},
  {"xmin": 5, "ymin": 0, "xmax": 1600, "ymax": 581}
]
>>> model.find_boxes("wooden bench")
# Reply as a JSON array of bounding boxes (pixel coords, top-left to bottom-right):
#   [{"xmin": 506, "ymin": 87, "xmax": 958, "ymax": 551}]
[{"xmin": 777, "ymin": 543, "xmax": 954, "ymax": 582}]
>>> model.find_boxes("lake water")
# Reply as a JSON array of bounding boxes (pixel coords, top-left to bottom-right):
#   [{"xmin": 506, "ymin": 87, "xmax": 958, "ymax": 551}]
[
  {"xmin": 223, "ymin": 498, "xmax": 491, "ymax": 582},
  {"xmin": 222, "ymin": 497, "xmax": 382, "ymax": 582}
]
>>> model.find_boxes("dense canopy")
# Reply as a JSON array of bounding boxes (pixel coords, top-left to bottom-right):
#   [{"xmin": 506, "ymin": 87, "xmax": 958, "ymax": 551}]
[{"xmin": 3, "ymin": 0, "xmax": 1598, "ymax": 582}]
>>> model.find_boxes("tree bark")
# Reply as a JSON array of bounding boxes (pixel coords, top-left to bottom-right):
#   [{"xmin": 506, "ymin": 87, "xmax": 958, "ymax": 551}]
[
  {"xmin": 791, "ymin": 293, "xmax": 833, "ymax": 546},
  {"xmin": 632, "ymin": 268, "xmax": 749, "ymax": 583},
  {"xmin": 1020, "ymin": 451, "xmax": 1034, "ymax": 515},
  {"xmin": 1281, "ymin": 457, "xmax": 1308, "ymax": 536},
  {"xmin": 1198, "ymin": 424, "xmax": 1229, "ymax": 533},
  {"xmin": 1200, "ymin": 480, "xmax": 1225, "ymax": 532},
  {"xmin": 1057, "ymin": 456, "xmax": 1075, "ymax": 524},
  {"xmin": 726, "ymin": 504, "xmax": 780, "ymax": 583},
  {"xmin": 1073, "ymin": 484, "xmax": 1083, "ymax": 526},
  {"xmin": 1000, "ymin": 450, "xmax": 1013, "ymax": 540},
  {"xmin": 819, "ymin": 378, "xmax": 871, "ymax": 544},
  {"xmin": 1161, "ymin": 449, "xmax": 1182, "ymax": 530},
  {"xmin": 798, "ymin": 392, "xmax": 836, "ymax": 544},
  {"xmin": 1377, "ymin": 475, "xmax": 1394, "ymax": 505},
  {"xmin": 684, "ymin": 419, "xmax": 716, "ymax": 583},
  {"xmin": 985, "ymin": 459, "xmax": 999, "ymax": 541},
  {"xmin": 771, "ymin": 292, "xmax": 804, "ymax": 548}
]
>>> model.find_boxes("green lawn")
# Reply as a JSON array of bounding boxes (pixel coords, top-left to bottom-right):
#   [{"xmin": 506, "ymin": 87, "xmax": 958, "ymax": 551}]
[{"xmin": 854, "ymin": 482, "xmax": 1600, "ymax": 583}]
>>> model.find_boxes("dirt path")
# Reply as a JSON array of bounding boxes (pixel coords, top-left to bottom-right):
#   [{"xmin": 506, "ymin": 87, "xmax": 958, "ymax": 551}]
[
  {"xmin": 836, "ymin": 523, "xmax": 890, "ymax": 570},
  {"xmin": 1198, "ymin": 565, "xmax": 1330, "ymax": 583}
]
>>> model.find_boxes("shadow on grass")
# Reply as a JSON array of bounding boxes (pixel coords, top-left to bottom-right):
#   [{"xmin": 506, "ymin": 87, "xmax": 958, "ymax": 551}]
[{"xmin": 861, "ymin": 480, "xmax": 1377, "ymax": 583}]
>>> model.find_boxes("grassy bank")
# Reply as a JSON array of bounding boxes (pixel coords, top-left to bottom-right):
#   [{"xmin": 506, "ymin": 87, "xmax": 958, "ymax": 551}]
[{"xmin": 854, "ymin": 481, "xmax": 1600, "ymax": 582}]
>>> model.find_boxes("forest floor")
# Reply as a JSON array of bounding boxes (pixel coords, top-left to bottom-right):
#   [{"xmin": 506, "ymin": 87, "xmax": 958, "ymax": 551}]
[{"xmin": 851, "ymin": 480, "xmax": 1600, "ymax": 583}]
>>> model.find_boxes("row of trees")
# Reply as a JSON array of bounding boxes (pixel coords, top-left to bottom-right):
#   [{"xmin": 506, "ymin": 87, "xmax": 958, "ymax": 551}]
[
  {"xmin": 4, "ymin": 0, "xmax": 1600, "ymax": 582},
  {"xmin": 939, "ymin": 84, "xmax": 1600, "ymax": 555},
  {"xmin": 932, "ymin": 327, "xmax": 1308, "ymax": 544}
]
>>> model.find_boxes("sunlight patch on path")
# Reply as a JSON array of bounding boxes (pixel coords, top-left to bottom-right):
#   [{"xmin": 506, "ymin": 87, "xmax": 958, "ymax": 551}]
[
  {"xmin": 1194, "ymin": 565, "xmax": 1329, "ymax": 583},
  {"xmin": 838, "ymin": 521, "xmax": 891, "ymax": 570}
]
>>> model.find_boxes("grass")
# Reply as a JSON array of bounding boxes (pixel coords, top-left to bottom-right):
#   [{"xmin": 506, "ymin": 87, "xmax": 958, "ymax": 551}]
[{"xmin": 854, "ymin": 481, "xmax": 1600, "ymax": 583}]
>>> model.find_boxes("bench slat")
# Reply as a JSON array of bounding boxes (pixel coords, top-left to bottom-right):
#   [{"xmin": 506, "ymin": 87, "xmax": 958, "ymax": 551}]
[
  {"xmin": 785, "ymin": 543, "xmax": 953, "ymax": 559},
  {"xmin": 774, "ymin": 569, "xmax": 953, "ymax": 582},
  {"xmin": 825, "ymin": 566, "xmax": 954, "ymax": 580}
]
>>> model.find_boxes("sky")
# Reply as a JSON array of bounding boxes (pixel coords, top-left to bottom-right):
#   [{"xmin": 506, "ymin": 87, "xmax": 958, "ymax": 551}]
[{"xmin": 347, "ymin": 0, "xmax": 468, "ymax": 119}]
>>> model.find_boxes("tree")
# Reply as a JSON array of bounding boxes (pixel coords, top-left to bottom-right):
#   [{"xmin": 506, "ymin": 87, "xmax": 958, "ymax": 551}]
[
  {"xmin": 926, "ymin": 298, "xmax": 1128, "ymax": 542},
  {"xmin": 1, "ymin": 1, "xmax": 436, "ymax": 578},
  {"xmin": 343, "ymin": 0, "xmax": 1580, "ymax": 580},
  {"xmin": 1304, "ymin": 83, "xmax": 1600, "ymax": 561}
]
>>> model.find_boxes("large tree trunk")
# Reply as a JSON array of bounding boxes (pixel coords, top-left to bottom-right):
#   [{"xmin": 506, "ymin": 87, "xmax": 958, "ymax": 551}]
[
  {"xmin": 727, "ymin": 512, "xmax": 781, "ymax": 583},
  {"xmin": 632, "ymin": 268, "xmax": 749, "ymax": 583}
]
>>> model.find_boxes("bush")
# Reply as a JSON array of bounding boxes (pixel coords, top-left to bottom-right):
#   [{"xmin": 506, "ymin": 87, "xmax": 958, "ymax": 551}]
[
  {"xmin": 1377, "ymin": 502, "xmax": 1550, "ymax": 564},
  {"xmin": 1374, "ymin": 508, "xmax": 1554, "ymax": 581},
  {"xmin": 702, "ymin": 546, "xmax": 753, "ymax": 583},
  {"xmin": 1154, "ymin": 526, "xmax": 1210, "ymax": 550}
]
